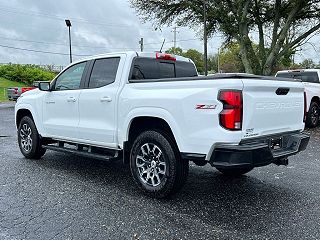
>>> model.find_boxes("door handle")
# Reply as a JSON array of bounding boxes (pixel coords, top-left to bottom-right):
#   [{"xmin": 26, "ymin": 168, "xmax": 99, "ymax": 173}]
[
  {"xmin": 67, "ymin": 97, "xmax": 77, "ymax": 103},
  {"xmin": 46, "ymin": 100, "xmax": 55, "ymax": 104},
  {"xmin": 100, "ymin": 96, "xmax": 112, "ymax": 102}
]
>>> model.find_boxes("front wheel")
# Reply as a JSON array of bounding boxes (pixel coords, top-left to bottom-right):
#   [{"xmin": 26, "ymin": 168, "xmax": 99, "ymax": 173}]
[
  {"xmin": 306, "ymin": 101, "xmax": 319, "ymax": 128},
  {"xmin": 216, "ymin": 167, "xmax": 253, "ymax": 176},
  {"xmin": 18, "ymin": 116, "xmax": 46, "ymax": 159},
  {"xmin": 130, "ymin": 130, "xmax": 189, "ymax": 198}
]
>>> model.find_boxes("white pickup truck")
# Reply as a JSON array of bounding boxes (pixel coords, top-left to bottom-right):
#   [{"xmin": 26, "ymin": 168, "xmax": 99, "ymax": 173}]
[
  {"xmin": 15, "ymin": 52, "xmax": 309, "ymax": 198},
  {"xmin": 276, "ymin": 69, "xmax": 320, "ymax": 128}
]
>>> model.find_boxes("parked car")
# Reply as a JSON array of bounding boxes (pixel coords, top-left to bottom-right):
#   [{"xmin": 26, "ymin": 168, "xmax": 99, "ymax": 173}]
[
  {"xmin": 276, "ymin": 69, "xmax": 320, "ymax": 128},
  {"xmin": 15, "ymin": 52, "xmax": 309, "ymax": 198},
  {"xmin": 7, "ymin": 87, "xmax": 35, "ymax": 101}
]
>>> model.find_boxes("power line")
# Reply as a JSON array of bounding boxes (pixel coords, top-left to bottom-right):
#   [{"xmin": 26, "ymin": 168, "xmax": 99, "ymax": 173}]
[
  {"xmin": 0, "ymin": 44, "xmax": 89, "ymax": 57},
  {"xmin": 0, "ymin": 35, "xmax": 108, "ymax": 49},
  {"xmin": 0, "ymin": 35, "xmax": 211, "ymax": 50},
  {"xmin": 144, "ymin": 36, "xmax": 224, "ymax": 46}
]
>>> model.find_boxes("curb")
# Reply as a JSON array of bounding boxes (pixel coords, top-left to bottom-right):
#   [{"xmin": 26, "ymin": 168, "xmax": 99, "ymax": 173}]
[{"xmin": 0, "ymin": 102, "xmax": 15, "ymax": 109}]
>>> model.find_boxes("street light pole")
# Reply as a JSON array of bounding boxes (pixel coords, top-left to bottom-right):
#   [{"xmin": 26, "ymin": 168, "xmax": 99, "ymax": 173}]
[
  {"xmin": 65, "ymin": 19, "xmax": 72, "ymax": 63},
  {"xmin": 203, "ymin": 0, "xmax": 208, "ymax": 76}
]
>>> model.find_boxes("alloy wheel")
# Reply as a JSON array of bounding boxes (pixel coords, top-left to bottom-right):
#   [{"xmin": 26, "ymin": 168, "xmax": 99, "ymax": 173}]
[
  {"xmin": 136, "ymin": 143, "xmax": 167, "ymax": 187},
  {"xmin": 20, "ymin": 123, "xmax": 33, "ymax": 152}
]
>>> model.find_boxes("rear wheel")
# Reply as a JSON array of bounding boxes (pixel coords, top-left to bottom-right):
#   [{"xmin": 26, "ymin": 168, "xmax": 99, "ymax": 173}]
[
  {"xmin": 216, "ymin": 167, "xmax": 253, "ymax": 176},
  {"xmin": 18, "ymin": 116, "xmax": 46, "ymax": 159},
  {"xmin": 130, "ymin": 130, "xmax": 189, "ymax": 198},
  {"xmin": 306, "ymin": 101, "xmax": 319, "ymax": 128}
]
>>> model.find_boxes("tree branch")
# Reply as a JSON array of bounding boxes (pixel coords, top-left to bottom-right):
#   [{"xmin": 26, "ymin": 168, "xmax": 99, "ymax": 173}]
[
  {"xmin": 279, "ymin": 22, "xmax": 320, "ymax": 56},
  {"xmin": 271, "ymin": 0, "xmax": 281, "ymax": 49}
]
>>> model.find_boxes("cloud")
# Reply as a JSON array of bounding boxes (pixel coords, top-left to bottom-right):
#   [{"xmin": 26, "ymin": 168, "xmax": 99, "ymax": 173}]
[{"xmin": 0, "ymin": 0, "xmax": 317, "ymax": 66}]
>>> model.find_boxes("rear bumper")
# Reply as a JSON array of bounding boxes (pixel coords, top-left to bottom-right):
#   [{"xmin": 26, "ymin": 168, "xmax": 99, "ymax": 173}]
[{"xmin": 210, "ymin": 132, "xmax": 310, "ymax": 169}]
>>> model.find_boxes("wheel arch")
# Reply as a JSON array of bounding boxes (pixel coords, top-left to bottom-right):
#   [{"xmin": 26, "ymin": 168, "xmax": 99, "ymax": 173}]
[
  {"xmin": 15, "ymin": 104, "xmax": 43, "ymax": 135},
  {"xmin": 122, "ymin": 113, "xmax": 183, "ymax": 165},
  {"xmin": 16, "ymin": 109, "xmax": 34, "ymax": 128},
  {"xmin": 310, "ymin": 96, "xmax": 320, "ymax": 107}
]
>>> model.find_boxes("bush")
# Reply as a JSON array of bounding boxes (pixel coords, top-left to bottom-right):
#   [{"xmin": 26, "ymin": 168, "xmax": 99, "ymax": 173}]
[{"xmin": 0, "ymin": 64, "xmax": 57, "ymax": 85}]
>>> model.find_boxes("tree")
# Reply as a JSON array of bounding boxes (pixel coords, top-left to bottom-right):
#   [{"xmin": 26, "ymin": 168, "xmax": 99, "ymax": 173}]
[
  {"xmin": 165, "ymin": 48, "xmax": 206, "ymax": 73},
  {"xmin": 183, "ymin": 49, "xmax": 205, "ymax": 73},
  {"xmin": 166, "ymin": 47, "xmax": 184, "ymax": 55},
  {"xmin": 130, "ymin": 0, "xmax": 320, "ymax": 75},
  {"xmin": 218, "ymin": 43, "xmax": 245, "ymax": 73},
  {"xmin": 298, "ymin": 59, "xmax": 317, "ymax": 69}
]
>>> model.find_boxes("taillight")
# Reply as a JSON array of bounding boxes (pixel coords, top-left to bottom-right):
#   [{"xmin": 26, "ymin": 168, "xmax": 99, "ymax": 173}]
[
  {"xmin": 304, "ymin": 92, "xmax": 307, "ymax": 123},
  {"xmin": 219, "ymin": 90, "xmax": 243, "ymax": 130},
  {"xmin": 156, "ymin": 52, "xmax": 176, "ymax": 61},
  {"xmin": 21, "ymin": 87, "xmax": 34, "ymax": 93},
  {"xmin": 14, "ymin": 88, "xmax": 18, "ymax": 94}
]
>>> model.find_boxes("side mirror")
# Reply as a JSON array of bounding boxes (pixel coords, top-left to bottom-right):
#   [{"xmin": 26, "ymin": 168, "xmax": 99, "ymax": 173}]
[{"xmin": 39, "ymin": 82, "xmax": 51, "ymax": 91}]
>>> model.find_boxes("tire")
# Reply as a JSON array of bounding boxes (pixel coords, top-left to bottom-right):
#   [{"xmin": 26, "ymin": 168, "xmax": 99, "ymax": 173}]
[
  {"xmin": 18, "ymin": 116, "xmax": 46, "ymax": 159},
  {"xmin": 193, "ymin": 160, "xmax": 208, "ymax": 167},
  {"xmin": 306, "ymin": 101, "xmax": 320, "ymax": 128},
  {"xmin": 216, "ymin": 167, "xmax": 253, "ymax": 176},
  {"xmin": 130, "ymin": 130, "xmax": 189, "ymax": 198}
]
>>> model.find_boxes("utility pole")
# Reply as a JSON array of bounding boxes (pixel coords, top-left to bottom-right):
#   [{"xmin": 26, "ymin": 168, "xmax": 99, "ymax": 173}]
[
  {"xmin": 139, "ymin": 38, "xmax": 144, "ymax": 52},
  {"xmin": 173, "ymin": 26, "xmax": 177, "ymax": 49},
  {"xmin": 172, "ymin": 26, "xmax": 179, "ymax": 49},
  {"xmin": 203, "ymin": 1, "xmax": 208, "ymax": 76}
]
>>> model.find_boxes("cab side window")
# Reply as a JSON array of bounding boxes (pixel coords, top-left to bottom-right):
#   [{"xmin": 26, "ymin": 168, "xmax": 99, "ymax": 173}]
[
  {"xmin": 88, "ymin": 58, "xmax": 120, "ymax": 88},
  {"xmin": 54, "ymin": 62, "xmax": 86, "ymax": 91}
]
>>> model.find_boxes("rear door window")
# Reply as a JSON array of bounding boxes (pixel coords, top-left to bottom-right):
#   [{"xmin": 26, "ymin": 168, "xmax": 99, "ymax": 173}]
[{"xmin": 88, "ymin": 58, "xmax": 120, "ymax": 88}]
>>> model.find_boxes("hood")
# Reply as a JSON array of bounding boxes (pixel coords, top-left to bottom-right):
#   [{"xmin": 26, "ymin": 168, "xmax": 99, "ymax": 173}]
[{"xmin": 20, "ymin": 88, "xmax": 41, "ymax": 97}]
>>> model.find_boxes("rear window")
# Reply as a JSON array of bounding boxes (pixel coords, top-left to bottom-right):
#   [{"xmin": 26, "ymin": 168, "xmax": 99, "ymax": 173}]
[
  {"xmin": 130, "ymin": 57, "xmax": 197, "ymax": 81},
  {"xmin": 276, "ymin": 72, "xmax": 319, "ymax": 83}
]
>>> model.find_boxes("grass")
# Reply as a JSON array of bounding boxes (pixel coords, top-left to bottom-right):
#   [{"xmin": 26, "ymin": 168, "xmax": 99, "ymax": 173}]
[{"xmin": 0, "ymin": 77, "xmax": 27, "ymax": 102}]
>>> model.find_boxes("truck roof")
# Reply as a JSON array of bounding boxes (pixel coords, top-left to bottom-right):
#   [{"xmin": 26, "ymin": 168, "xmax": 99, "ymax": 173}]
[
  {"xmin": 277, "ymin": 69, "xmax": 320, "ymax": 74},
  {"xmin": 75, "ymin": 51, "xmax": 193, "ymax": 64}
]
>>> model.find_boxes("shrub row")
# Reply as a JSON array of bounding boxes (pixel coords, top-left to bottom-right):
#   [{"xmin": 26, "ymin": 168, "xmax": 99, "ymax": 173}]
[{"xmin": 0, "ymin": 64, "xmax": 57, "ymax": 85}]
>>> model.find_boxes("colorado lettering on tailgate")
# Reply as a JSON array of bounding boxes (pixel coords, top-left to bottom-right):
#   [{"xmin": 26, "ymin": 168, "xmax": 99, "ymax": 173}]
[{"xmin": 256, "ymin": 101, "xmax": 302, "ymax": 110}]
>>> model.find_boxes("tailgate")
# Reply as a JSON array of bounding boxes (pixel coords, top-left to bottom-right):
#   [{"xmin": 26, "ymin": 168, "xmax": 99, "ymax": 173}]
[{"xmin": 242, "ymin": 79, "xmax": 304, "ymax": 139}]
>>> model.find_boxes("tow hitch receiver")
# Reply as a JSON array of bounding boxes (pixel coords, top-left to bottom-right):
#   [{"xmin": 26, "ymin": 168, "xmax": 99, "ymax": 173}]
[{"xmin": 270, "ymin": 137, "xmax": 283, "ymax": 150}]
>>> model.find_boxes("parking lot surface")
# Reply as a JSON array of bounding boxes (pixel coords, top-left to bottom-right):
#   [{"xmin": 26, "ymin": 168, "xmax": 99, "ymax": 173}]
[{"xmin": 0, "ymin": 104, "xmax": 319, "ymax": 240}]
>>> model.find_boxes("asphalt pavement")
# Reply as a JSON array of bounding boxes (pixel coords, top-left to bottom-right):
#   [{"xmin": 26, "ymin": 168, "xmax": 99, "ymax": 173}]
[{"xmin": 0, "ymin": 104, "xmax": 319, "ymax": 240}]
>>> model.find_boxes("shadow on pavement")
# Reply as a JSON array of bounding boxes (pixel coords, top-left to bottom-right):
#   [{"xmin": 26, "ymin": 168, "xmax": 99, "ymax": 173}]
[{"xmin": 29, "ymin": 150, "xmax": 303, "ymax": 236}]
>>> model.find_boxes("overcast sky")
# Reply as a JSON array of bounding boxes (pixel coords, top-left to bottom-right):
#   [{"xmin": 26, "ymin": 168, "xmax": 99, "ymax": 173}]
[{"xmin": 0, "ymin": 0, "xmax": 318, "ymax": 67}]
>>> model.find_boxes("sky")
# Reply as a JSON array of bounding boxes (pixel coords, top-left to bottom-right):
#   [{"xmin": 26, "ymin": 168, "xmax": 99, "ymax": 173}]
[{"xmin": 0, "ymin": 0, "xmax": 318, "ymax": 67}]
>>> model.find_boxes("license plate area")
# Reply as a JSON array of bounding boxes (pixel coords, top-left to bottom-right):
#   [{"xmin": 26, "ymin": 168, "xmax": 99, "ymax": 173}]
[{"xmin": 269, "ymin": 137, "xmax": 283, "ymax": 150}]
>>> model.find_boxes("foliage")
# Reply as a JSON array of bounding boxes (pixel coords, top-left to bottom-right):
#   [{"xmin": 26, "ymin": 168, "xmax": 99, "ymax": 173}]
[
  {"xmin": 131, "ymin": 0, "xmax": 320, "ymax": 75},
  {"xmin": 166, "ymin": 47, "xmax": 215, "ymax": 73},
  {"xmin": 166, "ymin": 47, "xmax": 184, "ymax": 55},
  {"xmin": 298, "ymin": 59, "xmax": 318, "ymax": 69},
  {"xmin": 0, "ymin": 64, "xmax": 56, "ymax": 86},
  {"xmin": 218, "ymin": 43, "xmax": 245, "ymax": 73}
]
